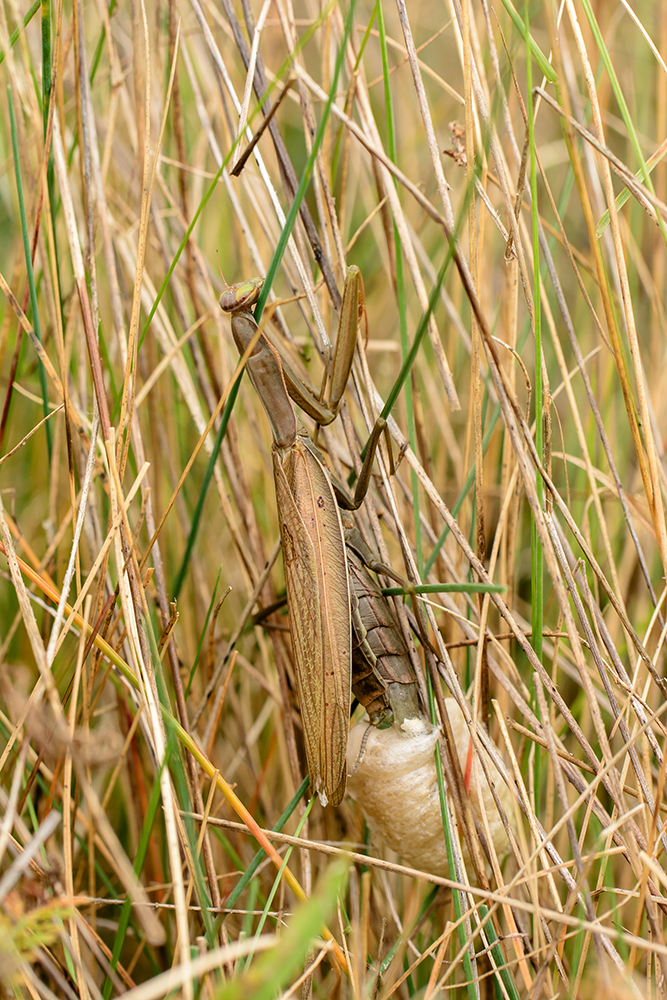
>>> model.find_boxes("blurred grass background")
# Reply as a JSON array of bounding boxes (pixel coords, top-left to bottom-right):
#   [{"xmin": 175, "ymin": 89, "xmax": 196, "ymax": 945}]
[{"xmin": 0, "ymin": 0, "xmax": 666, "ymax": 997}]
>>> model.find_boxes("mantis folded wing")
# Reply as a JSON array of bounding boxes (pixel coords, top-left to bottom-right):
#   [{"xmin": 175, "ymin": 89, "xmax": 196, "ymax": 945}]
[{"xmin": 273, "ymin": 439, "xmax": 350, "ymax": 805}]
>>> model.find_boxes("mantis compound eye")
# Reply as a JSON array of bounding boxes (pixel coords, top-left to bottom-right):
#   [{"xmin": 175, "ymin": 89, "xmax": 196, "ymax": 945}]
[{"xmin": 219, "ymin": 276, "xmax": 264, "ymax": 313}]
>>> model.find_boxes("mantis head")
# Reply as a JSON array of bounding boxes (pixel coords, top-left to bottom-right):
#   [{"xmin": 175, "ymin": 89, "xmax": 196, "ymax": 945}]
[{"xmin": 219, "ymin": 276, "xmax": 264, "ymax": 314}]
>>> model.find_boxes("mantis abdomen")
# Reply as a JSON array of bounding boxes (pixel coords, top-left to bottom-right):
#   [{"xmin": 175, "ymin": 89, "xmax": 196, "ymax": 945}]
[{"xmin": 348, "ymin": 547, "xmax": 422, "ymax": 729}]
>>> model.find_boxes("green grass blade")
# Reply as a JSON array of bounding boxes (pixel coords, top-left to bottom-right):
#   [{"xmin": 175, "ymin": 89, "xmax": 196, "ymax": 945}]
[
  {"xmin": 0, "ymin": 1, "xmax": 40, "ymax": 66},
  {"xmin": 477, "ymin": 905, "xmax": 521, "ymax": 1000},
  {"xmin": 499, "ymin": 0, "xmax": 557, "ymax": 82},
  {"xmin": 381, "ymin": 582, "xmax": 505, "ymax": 596},
  {"xmin": 41, "ymin": 0, "xmax": 51, "ymax": 123}
]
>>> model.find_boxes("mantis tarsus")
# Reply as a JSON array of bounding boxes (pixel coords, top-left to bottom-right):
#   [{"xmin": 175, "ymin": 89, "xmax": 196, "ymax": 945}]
[{"xmin": 219, "ymin": 267, "xmax": 419, "ymax": 805}]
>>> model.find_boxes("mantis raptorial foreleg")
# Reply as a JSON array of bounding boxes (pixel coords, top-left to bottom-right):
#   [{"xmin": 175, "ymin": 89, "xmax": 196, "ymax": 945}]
[{"xmin": 219, "ymin": 267, "xmax": 397, "ymax": 805}]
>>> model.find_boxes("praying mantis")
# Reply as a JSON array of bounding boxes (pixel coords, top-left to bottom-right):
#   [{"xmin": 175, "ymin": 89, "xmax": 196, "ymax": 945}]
[{"xmin": 219, "ymin": 267, "xmax": 421, "ymax": 806}]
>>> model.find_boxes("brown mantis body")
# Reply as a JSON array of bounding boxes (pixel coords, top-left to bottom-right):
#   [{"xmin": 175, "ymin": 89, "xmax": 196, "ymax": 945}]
[{"xmin": 220, "ymin": 268, "xmax": 420, "ymax": 804}]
